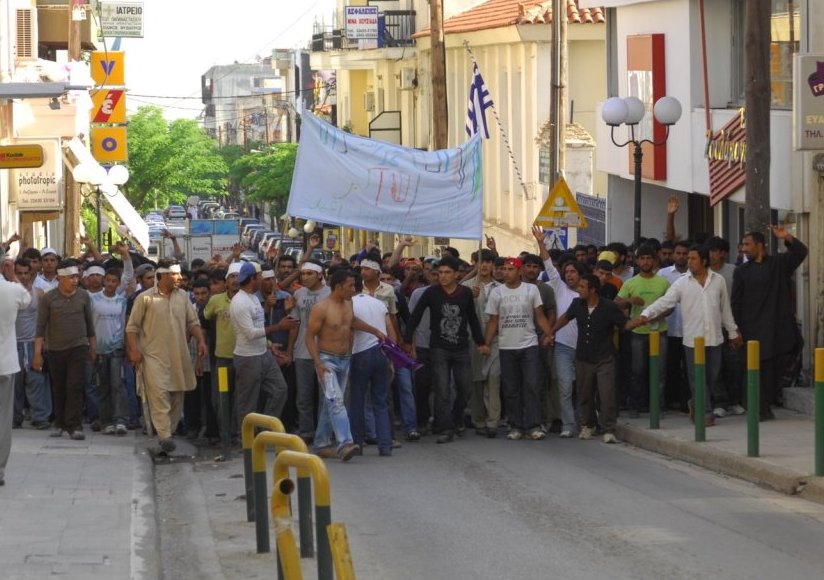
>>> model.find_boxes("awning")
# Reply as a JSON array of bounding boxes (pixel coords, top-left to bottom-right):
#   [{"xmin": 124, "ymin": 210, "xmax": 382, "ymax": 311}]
[
  {"xmin": 0, "ymin": 82, "xmax": 71, "ymax": 99},
  {"xmin": 103, "ymin": 189, "xmax": 150, "ymax": 254}
]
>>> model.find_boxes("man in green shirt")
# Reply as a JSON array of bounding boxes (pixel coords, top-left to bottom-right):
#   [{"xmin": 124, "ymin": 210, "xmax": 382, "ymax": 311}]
[
  {"xmin": 616, "ymin": 245, "xmax": 670, "ymax": 417},
  {"xmin": 204, "ymin": 261, "xmax": 240, "ymax": 432}
]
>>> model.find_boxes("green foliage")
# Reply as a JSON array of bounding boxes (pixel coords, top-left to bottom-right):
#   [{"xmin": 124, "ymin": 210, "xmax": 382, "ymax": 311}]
[
  {"xmin": 124, "ymin": 106, "xmax": 228, "ymax": 212},
  {"xmin": 230, "ymin": 143, "xmax": 298, "ymax": 203}
]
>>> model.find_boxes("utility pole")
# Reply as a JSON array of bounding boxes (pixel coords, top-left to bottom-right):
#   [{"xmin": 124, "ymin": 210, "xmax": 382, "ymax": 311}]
[
  {"xmin": 549, "ymin": 0, "xmax": 567, "ymax": 184},
  {"xmin": 429, "ymin": 0, "xmax": 448, "ymax": 150},
  {"xmin": 63, "ymin": 0, "xmax": 86, "ymax": 258},
  {"xmin": 744, "ymin": 0, "xmax": 771, "ymax": 235}
]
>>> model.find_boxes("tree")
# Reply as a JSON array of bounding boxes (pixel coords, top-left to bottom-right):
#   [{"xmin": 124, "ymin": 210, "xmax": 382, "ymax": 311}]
[
  {"xmin": 231, "ymin": 143, "xmax": 298, "ymax": 211},
  {"xmin": 124, "ymin": 106, "xmax": 228, "ymax": 212}
]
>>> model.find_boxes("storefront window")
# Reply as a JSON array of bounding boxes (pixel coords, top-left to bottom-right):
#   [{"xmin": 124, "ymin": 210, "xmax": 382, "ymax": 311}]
[{"xmin": 731, "ymin": 0, "xmax": 800, "ymax": 109}]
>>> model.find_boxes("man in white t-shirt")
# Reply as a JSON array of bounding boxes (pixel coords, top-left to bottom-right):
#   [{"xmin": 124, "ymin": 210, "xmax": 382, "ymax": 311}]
[
  {"xmin": 230, "ymin": 262, "xmax": 289, "ymax": 428},
  {"xmin": 348, "ymin": 274, "xmax": 398, "ymax": 456},
  {"xmin": 481, "ymin": 257, "xmax": 552, "ymax": 441}
]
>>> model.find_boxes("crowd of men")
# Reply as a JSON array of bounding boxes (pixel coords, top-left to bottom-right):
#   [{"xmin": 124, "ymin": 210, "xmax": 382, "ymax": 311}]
[{"xmin": 0, "ymin": 199, "xmax": 809, "ymax": 484}]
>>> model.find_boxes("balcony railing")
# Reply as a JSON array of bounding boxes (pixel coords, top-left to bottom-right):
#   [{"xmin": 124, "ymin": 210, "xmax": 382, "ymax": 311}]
[{"xmin": 311, "ymin": 10, "xmax": 416, "ymax": 52}]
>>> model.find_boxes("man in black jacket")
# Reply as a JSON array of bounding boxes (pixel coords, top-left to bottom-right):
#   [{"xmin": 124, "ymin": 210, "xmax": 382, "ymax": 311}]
[
  {"xmin": 731, "ymin": 225, "xmax": 807, "ymax": 420},
  {"xmin": 404, "ymin": 257, "xmax": 485, "ymax": 444}
]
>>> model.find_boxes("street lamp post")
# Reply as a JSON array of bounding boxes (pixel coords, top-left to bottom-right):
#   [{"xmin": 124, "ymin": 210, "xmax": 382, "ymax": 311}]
[
  {"xmin": 72, "ymin": 163, "xmax": 130, "ymax": 249},
  {"xmin": 602, "ymin": 96, "xmax": 682, "ymax": 244}
]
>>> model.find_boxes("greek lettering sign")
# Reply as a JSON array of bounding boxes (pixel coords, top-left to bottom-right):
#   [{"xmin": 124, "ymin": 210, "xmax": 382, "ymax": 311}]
[
  {"xmin": 91, "ymin": 89, "xmax": 126, "ymax": 123},
  {"xmin": 706, "ymin": 108, "xmax": 747, "ymax": 206},
  {"xmin": 794, "ymin": 54, "xmax": 824, "ymax": 151},
  {"xmin": 10, "ymin": 140, "xmax": 62, "ymax": 211},
  {"xmin": 100, "ymin": 2, "xmax": 144, "ymax": 38},
  {"xmin": 345, "ymin": 6, "xmax": 379, "ymax": 40},
  {"xmin": 91, "ymin": 51, "xmax": 125, "ymax": 86},
  {"xmin": 92, "ymin": 126, "xmax": 128, "ymax": 163}
]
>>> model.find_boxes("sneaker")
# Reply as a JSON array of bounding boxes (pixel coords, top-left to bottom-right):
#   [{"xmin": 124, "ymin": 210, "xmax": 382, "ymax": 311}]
[
  {"xmin": 31, "ymin": 420, "xmax": 50, "ymax": 430},
  {"xmin": 579, "ymin": 426, "xmax": 594, "ymax": 440},
  {"xmin": 539, "ymin": 423, "xmax": 548, "ymax": 435},
  {"xmin": 527, "ymin": 428, "xmax": 546, "ymax": 441},
  {"xmin": 405, "ymin": 430, "xmax": 421, "ymax": 442},
  {"xmin": 603, "ymin": 433, "xmax": 618, "ymax": 444},
  {"xmin": 90, "ymin": 420, "xmax": 101, "ymax": 432},
  {"xmin": 50, "ymin": 428, "xmax": 64, "ymax": 438},
  {"xmin": 729, "ymin": 404, "xmax": 746, "ymax": 416},
  {"xmin": 712, "ymin": 407, "xmax": 727, "ymax": 418},
  {"xmin": 436, "ymin": 432, "xmax": 454, "ymax": 444},
  {"xmin": 115, "ymin": 424, "xmax": 128, "ymax": 436},
  {"xmin": 559, "ymin": 430, "xmax": 573, "ymax": 439},
  {"xmin": 103, "ymin": 424, "xmax": 116, "ymax": 435},
  {"xmin": 69, "ymin": 431, "xmax": 86, "ymax": 441},
  {"xmin": 391, "ymin": 440, "xmax": 402, "ymax": 449},
  {"xmin": 506, "ymin": 429, "xmax": 523, "ymax": 440},
  {"xmin": 315, "ymin": 447, "xmax": 337, "ymax": 459},
  {"xmin": 160, "ymin": 438, "xmax": 176, "ymax": 453},
  {"xmin": 338, "ymin": 444, "xmax": 359, "ymax": 462}
]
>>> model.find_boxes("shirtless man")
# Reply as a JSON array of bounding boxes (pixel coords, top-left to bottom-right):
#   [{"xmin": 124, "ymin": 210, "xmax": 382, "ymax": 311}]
[{"xmin": 305, "ymin": 269, "xmax": 385, "ymax": 461}]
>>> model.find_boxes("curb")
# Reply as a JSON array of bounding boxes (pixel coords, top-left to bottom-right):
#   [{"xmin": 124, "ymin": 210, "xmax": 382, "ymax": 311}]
[
  {"xmin": 131, "ymin": 441, "xmax": 162, "ymax": 580},
  {"xmin": 615, "ymin": 423, "xmax": 807, "ymax": 497}
]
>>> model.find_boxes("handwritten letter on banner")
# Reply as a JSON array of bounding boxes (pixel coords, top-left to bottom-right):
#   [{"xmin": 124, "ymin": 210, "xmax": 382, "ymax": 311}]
[{"xmin": 288, "ymin": 112, "xmax": 484, "ymax": 240}]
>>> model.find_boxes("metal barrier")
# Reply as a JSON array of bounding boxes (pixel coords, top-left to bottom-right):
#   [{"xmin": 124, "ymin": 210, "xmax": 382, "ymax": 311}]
[
  {"xmin": 272, "ymin": 450, "xmax": 335, "ymax": 580},
  {"xmin": 241, "ymin": 413, "xmax": 285, "ymax": 522},
  {"xmin": 747, "ymin": 340, "xmax": 760, "ymax": 457},
  {"xmin": 649, "ymin": 331, "xmax": 661, "ymax": 430},
  {"xmin": 217, "ymin": 367, "xmax": 232, "ymax": 459},
  {"xmin": 251, "ymin": 431, "xmax": 313, "ymax": 557}
]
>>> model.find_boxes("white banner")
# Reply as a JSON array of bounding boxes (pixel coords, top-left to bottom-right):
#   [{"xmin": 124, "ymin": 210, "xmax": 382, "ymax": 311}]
[{"xmin": 288, "ymin": 113, "xmax": 484, "ymax": 240}]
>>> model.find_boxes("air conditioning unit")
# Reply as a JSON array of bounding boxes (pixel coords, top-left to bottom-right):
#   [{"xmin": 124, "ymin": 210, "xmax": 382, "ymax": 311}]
[
  {"xmin": 363, "ymin": 91, "xmax": 375, "ymax": 112},
  {"xmin": 399, "ymin": 67, "xmax": 417, "ymax": 90},
  {"xmin": 15, "ymin": 6, "xmax": 37, "ymax": 62}
]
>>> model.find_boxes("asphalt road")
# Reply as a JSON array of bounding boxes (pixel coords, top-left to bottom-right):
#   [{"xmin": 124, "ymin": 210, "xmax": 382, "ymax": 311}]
[{"xmin": 155, "ymin": 434, "xmax": 824, "ymax": 580}]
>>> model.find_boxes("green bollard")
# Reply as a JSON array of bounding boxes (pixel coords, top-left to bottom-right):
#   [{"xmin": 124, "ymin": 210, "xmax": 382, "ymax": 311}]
[
  {"xmin": 218, "ymin": 366, "xmax": 231, "ymax": 460},
  {"xmin": 747, "ymin": 341, "xmax": 760, "ymax": 457},
  {"xmin": 694, "ymin": 337, "xmax": 706, "ymax": 442},
  {"xmin": 816, "ymin": 349, "xmax": 824, "ymax": 476},
  {"xmin": 298, "ymin": 476, "xmax": 315, "ymax": 558},
  {"xmin": 649, "ymin": 331, "xmax": 660, "ymax": 430}
]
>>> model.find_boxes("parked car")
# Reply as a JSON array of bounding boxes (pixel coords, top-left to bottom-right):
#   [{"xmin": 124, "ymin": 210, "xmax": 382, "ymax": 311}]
[
  {"xmin": 250, "ymin": 229, "xmax": 274, "ymax": 251},
  {"xmin": 166, "ymin": 205, "xmax": 187, "ymax": 220},
  {"xmin": 242, "ymin": 224, "xmax": 265, "ymax": 246},
  {"xmin": 258, "ymin": 233, "xmax": 283, "ymax": 260}
]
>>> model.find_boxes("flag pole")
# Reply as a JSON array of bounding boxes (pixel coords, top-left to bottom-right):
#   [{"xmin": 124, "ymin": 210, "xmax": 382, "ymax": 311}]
[{"xmin": 463, "ymin": 41, "xmax": 533, "ymax": 201}]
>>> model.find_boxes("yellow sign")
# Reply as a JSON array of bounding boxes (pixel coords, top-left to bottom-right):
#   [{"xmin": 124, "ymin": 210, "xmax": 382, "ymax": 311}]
[
  {"xmin": 91, "ymin": 89, "xmax": 127, "ymax": 123},
  {"xmin": 0, "ymin": 144, "xmax": 44, "ymax": 169},
  {"xmin": 92, "ymin": 127, "xmax": 128, "ymax": 163},
  {"xmin": 90, "ymin": 51, "xmax": 125, "ymax": 86},
  {"xmin": 533, "ymin": 177, "xmax": 587, "ymax": 228},
  {"xmin": 324, "ymin": 228, "xmax": 340, "ymax": 252}
]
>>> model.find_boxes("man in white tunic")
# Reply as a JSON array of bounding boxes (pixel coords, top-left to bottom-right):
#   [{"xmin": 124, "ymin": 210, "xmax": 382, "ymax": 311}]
[{"xmin": 126, "ymin": 259, "xmax": 207, "ymax": 452}]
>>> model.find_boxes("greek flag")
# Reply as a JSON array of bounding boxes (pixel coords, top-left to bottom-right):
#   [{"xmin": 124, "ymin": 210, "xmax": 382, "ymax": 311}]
[{"xmin": 465, "ymin": 63, "xmax": 493, "ymax": 139}]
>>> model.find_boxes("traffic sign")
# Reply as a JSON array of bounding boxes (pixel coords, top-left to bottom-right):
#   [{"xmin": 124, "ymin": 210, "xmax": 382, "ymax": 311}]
[
  {"xmin": 90, "ymin": 51, "xmax": 125, "ymax": 86},
  {"xmin": 533, "ymin": 177, "xmax": 588, "ymax": 229},
  {"xmin": 91, "ymin": 89, "xmax": 126, "ymax": 123},
  {"xmin": 92, "ymin": 127, "xmax": 128, "ymax": 163}
]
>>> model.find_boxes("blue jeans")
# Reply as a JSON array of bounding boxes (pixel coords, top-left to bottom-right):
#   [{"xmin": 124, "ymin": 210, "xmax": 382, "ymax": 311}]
[
  {"xmin": 96, "ymin": 350, "xmax": 128, "ymax": 426},
  {"xmin": 630, "ymin": 332, "xmax": 668, "ymax": 411},
  {"xmin": 14, "ymin": 341, "xmax": 51, "ymax": 424},
  {"xmin": 294, "ymin": 358, "xmax": 319, "ymax": 437},
  {"xmin": 123, "ymin": 361, "xmax": 140, "ymax": 423},
  {"xmin": 500, "ymin": 346, "xmax": 543, "ymax": 431},
  {"xmin": 393, "ymin": 366, "xmax": 418, "ymax": 434},
  {"xmin": 430, "ymin": 347, "xmax": 473, "ymax": 433},
  {"xmin": 313, "ymin": 353, "xmax": 353, "ymax": 453},
  {"xmin": 348, "ymin": 345, "xmax": 392, "ymax": 453},
  {"xmin": 83, "ymin": 360, "xmax": 100, "ymax": 422},
  {"xmin": 554, "ymin": 343, "xmax": 578, "ymax": 433},
  {"xmin": 684, "ymin": 344, "xmax": 721, "ymax": 415}
]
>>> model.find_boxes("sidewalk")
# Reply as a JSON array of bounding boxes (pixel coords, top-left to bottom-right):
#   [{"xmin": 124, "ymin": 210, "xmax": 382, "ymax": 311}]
[
  {"xmin": 616, "ymin": 405, "xmax": 824, "ymax": 505},
  {"xmin": 0, "ymin": 427, "xmax": 159, "ymax": 580}
]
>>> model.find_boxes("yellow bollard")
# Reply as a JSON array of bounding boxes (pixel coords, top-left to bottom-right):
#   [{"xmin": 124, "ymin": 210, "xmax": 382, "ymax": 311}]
[
  {"xmin": 241, "ymin": 413, "xmax": 285, "ymax": 522},
  {"xmin": 251, "ymin": 432, "xmax": 310, "ymax": 555},
  {"xmin": 328, "ymin": 523, "xmax": 356, "ymax": 580},
  {"xmin": 273, "ymin": 451, "xmax": 334, "ymax": 580}
]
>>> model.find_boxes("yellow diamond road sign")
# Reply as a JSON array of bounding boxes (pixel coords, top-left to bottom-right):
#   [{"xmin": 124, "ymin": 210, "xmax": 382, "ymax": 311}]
[{"xmin": 533, "ymin": 177, "xmax": 588, "ymax": 229}]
